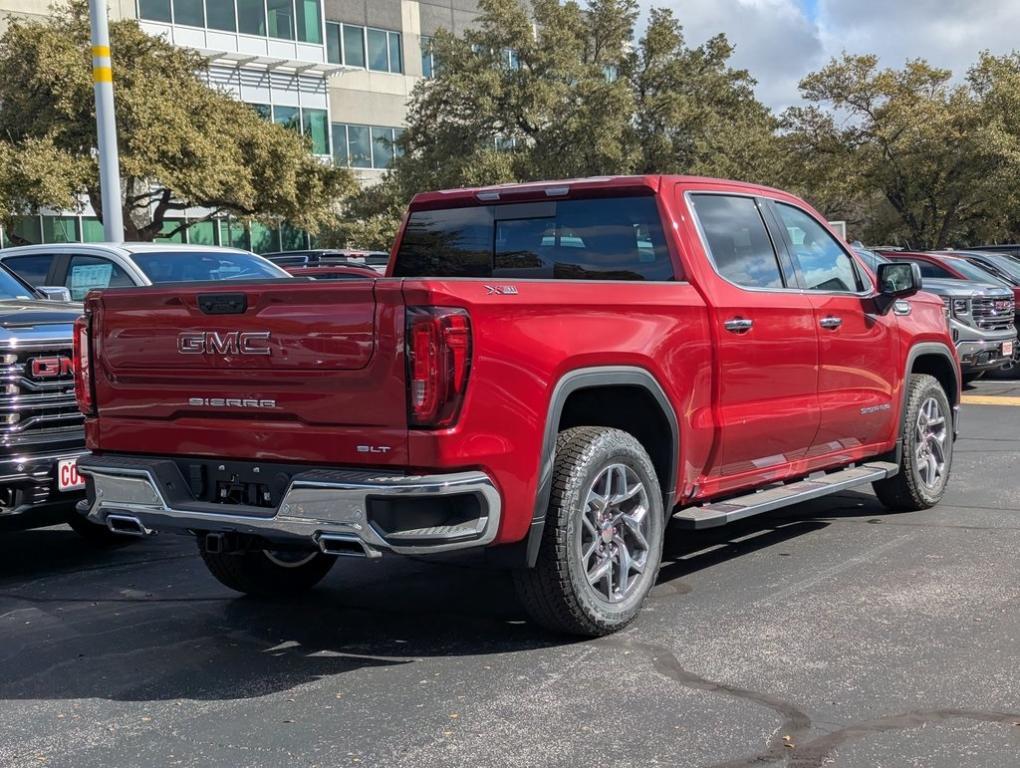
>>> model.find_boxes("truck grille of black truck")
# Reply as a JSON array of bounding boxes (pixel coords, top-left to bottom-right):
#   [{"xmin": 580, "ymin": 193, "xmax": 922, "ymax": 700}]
[
  {"xmin": 970, "ymin": 297, "xmax": 1015, "ymax": 331},
  {"xmin": 0, "ymin": 348, "xmax": 83, "ymax": 443}
]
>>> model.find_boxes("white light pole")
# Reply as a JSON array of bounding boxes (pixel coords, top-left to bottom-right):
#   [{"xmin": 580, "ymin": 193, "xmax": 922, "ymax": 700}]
[{"xmin": 88, "ymin": 0, "xmax": 123, "ymax": 242}]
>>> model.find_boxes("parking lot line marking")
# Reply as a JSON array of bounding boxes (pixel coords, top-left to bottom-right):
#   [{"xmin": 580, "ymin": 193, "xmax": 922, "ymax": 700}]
[{"xmin": 961, "ymin": 395, "xmax": 1020, "ymax": 407}]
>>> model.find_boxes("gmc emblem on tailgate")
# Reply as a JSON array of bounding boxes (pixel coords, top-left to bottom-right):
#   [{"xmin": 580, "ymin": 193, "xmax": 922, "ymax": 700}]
[
  {"xmin": 178, "ymin": 331, "xmax": 272, "ymax": 356},
  {"xmin": 29, "ymin": 356, "xmax": 73, "ymax": 379}
]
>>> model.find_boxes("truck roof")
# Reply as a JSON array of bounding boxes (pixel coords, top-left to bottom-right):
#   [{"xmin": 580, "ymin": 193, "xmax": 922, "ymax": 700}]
[{"xmin": 408, "ymin": 175, "xmax": 793, "ymax": 210}]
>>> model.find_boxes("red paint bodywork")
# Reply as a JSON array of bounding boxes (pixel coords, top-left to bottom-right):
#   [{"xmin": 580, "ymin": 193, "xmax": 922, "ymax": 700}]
[{"xmin": 83, "ymin": 176, "xmax": 957, "ymax": 547}]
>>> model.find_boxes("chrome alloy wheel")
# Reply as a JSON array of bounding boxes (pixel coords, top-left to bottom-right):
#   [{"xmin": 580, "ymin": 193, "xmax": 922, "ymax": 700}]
[
  {"xmin": 577, "ymin": 464, "xmax": 652, "ymax": 604},
  {"xmin": 915, "ymin": 396, "xmax": 948, "ymax": 489}
]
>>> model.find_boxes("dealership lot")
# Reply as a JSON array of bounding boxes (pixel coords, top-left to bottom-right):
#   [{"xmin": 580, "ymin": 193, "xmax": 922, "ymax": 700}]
[{"xmin": 1, "ymin": 380, "xmax": 1018, "ymax": 768}]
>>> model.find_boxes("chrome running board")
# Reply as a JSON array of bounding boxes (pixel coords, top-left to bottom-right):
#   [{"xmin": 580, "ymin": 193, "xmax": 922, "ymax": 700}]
[{"xmin": 672, "ymin": 461, "xmax": 899, "ymax": 529}]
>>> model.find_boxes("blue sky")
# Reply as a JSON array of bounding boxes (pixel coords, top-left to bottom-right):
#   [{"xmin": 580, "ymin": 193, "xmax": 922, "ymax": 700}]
[
  {"xmin": 638, "ymin": 0, "xmax": 1020, "ymax": 111},
  {"xmin": 798, "ymin": 0, "xmax": 820, "ymax": 21}
]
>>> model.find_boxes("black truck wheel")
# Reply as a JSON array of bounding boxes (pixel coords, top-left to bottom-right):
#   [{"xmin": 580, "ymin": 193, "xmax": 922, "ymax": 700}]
[
  {"xmin": 514, "ymin": 427, "xmax": 664, "ymax": 637},
  {"xmin": 873, "ymin": 373, "xmax": 953, "ymax": 511},
  {"xmin": 199, "ymin": 545, "xmax": 336, "ymax": 596}
]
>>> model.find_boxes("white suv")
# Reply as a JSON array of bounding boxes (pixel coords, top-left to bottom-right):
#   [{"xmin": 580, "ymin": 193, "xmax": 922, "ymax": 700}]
[{"xmin": 0, "ymin": 243, "xmax": 290, "ymax": 300}]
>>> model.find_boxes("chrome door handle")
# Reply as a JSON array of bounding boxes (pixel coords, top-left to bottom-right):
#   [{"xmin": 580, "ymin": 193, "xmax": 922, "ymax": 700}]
[
  {"xmin": 724, "ymin": 318, "xmax": 753, "ymax": 333},
  {"xmin": 819, "ymin": 316, "xmax": 843, "ymax": 330}
]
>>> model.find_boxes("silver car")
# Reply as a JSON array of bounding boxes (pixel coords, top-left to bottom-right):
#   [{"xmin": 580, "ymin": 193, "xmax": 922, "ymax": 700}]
[
  {"xmin": 856, "ymin": 248, "xmax": 1015, "ymax": 378},
  {"xmin": 0, "ymin": 243, "xmax": 291, "ymax": 300}
]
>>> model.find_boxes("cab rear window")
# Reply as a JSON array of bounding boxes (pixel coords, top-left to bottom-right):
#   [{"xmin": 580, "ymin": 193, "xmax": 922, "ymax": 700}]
[{"xmin": 393, "ymin": 195, "xmax": 674, "ymax": 281}]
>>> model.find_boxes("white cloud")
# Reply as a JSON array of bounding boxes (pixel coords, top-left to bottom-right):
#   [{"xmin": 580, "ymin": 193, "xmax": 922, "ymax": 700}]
[{"xmin": 637, "ymin": 0, "xmax": 1020, "ymax": 111}]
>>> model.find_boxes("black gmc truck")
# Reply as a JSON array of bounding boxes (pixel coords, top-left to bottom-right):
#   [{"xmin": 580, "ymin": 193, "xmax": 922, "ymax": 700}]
[{"xmin": 0, "ymin": 264, "xmax": 114, "ymax": 541}]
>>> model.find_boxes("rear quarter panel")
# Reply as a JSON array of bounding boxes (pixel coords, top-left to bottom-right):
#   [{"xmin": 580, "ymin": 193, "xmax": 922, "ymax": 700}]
[{"xmin": 401, "ymin": 279, "xmax": 712, "ymax": 544}]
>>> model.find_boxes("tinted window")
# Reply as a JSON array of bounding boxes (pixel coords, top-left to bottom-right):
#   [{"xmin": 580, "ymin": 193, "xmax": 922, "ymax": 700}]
[
  {"xmin": 896, "ymin": 259, "xmax": 953, "ymax": 279},
  {"xmin": 394, "ymin": 196, "xmax": 673, "ymax": 281},
  {"xmin": 66, "ymin": 256, "xmax": 134, "ymax": 300},
  {"xmin": 343, "ymin": 24, "xmax": 365, "ymax": 68},
  {"xmin": 173, "ymin": 0, "xmax": 203, "ymax": 26},
  {"xmin": 970, "ymin": 253, "xmax": 1020, "ymax": 282},
  {"xmin": 367, "ymin": 29, "xmax": 388, "ymax": 71},
  {"xmin": 946, "ymin": 258, "xmax": 1010, "ymax": 285},
  {"xmin": 776, "ymin": 203, "xmax": 862, "ymax": 292},
  {"xmin": 690, "ymin": 194, "xmax": 784, "ymax": 289},
  {"xmin": 207, "ymin": 0, "xmax": 236, "ymax": 31},
  {"xmin": 3, "ymin": 254, "xmax": 56, "ymax": 286},
  {"xmin": 0, "ymin": 266, "xmax": 37, "ymax": 300},
  {"xmin": 129, "ymin": 251, "xmax": 290, "ymax": 284}
]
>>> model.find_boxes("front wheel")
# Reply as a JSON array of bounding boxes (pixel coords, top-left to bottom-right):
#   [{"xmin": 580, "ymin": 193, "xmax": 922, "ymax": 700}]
[
  {"xmin": 199, "ymin": 545, "xmax": 336, "ymax": 596},
  {"xmin": 873, "ymin": 373, "xmax": 953, "ymax": 511},
  {"xmin": 514, "ymin": 427, "xmax": 665, "ymax": 637}
]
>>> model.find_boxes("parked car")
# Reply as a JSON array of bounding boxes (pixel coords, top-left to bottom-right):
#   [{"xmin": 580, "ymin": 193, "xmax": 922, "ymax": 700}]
[
  {"xmin": 264, "ymin": 249, "xmax": 389, "ymax": 274},
  {"xmin": 949, "ymin": 249, "xmax": 1020, "ymax": 290},
  {"xmin": 0, "ymin": 264, "xmax": 120, "ymax": 541},
  {"xmin": 0, "ymin": 244, "xmax": 290, "ymax": 299},
  {"xmin": 75, "ymin": 175, "xmax": 959, "ymax": 636},
  {"xmin": 859, "ymin": 249, "xmax": 1015, "ymax": 379},
  {"xmin": 967, "ymin": 244, "xmax": 1020, "ymax": 259},
  {"xmin": 284, "ymin": 264, "xmax": 380, "ymax": 280},
  {"xmin": 883, "ymin": 250, "xmax": 1020, "ymax": 368}
]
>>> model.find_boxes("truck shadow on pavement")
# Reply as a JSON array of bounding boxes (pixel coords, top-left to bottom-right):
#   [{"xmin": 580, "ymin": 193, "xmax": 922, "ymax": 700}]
[{"xmin": 0, "ymin": 489, "xmax": 903, "ymax": 704}]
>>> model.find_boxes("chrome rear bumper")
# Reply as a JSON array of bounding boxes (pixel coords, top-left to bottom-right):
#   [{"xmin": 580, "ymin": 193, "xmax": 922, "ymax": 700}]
[{"xmin": 76, "ymin": 454, "xmax": 501, "ymax": 555}]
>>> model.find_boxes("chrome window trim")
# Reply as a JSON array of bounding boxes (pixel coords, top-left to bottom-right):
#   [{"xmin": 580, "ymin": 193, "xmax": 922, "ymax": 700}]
[{"xmin": 682, "ymin": 189, "xmax": 877, "ymax": 298}]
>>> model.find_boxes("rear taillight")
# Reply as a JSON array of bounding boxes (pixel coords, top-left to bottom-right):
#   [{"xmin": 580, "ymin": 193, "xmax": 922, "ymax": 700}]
[
  {"xmin": 406, "ymin": 307, "xmax": 471, "ymax": 428},
  {"xmin": 73, "ymin": 314, "xmax": 94, "ymax": 416}
]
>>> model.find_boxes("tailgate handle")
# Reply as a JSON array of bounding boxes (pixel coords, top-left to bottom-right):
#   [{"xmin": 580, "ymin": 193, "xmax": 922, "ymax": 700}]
[{"xmin": 198, "ymin": 293, "xmax": 247, "ymax": 315}]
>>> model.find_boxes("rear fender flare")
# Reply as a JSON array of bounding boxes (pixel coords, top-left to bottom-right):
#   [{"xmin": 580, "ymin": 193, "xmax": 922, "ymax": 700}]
[{"xmin": 522, "ymin": 366, "xmax": 679, "ymax": 567}]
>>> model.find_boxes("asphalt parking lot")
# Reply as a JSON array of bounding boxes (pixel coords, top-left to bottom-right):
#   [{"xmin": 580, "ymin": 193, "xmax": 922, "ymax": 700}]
[{"xmin": 1, "ymin": 379, "xmax": 1018, "ymax": 768}]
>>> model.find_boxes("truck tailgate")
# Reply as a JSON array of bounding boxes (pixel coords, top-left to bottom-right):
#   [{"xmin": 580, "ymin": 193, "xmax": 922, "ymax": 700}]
[{"xmin": 88, "ymin": 280, "xmax": 409, "ymax": 464}]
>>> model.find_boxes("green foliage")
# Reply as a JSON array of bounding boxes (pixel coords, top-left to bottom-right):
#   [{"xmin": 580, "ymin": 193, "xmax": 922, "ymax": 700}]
[
  {"xmin": 780, "ymin": 53, "xmax": 1014, "ymax": 248},
  {"xmin": 0, "ymin": 0, "xmax": 355, "ymax": 241},
  {"xmin": 334, "ymin": 0, "xmax": 779, "ymax": 247}
]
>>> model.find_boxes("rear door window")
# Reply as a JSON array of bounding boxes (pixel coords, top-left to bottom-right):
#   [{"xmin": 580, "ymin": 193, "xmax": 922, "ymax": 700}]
[
  {"xmin": 66, "ymin": 255, "xmax": 134, "ymax": 299},
  {"xmin": 689, "ymin": 194, "xmax": 785, "ymax": 289},
  {"xmin": 3, "ymin": 254, "xmax": 57, "ymax": 287},
  {"xmin": 900, "ymin": 259, "xmax": 955, "ymax": 279},
  {"xmin": 394, "ymin": 195, "xmax": 673, "ymax": 281}
]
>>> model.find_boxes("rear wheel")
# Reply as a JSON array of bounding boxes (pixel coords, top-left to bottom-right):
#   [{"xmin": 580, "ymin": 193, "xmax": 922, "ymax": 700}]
[
  {"xmin": 199, "ymin": 545, "xmax": 336, "ymax": 596},
  {"xmin": 514, "ymin": 427, "xmax": 664, "ymax": 637},
  {"xmin": 873, "ymin": 373, "xmax": 953, "ymax": 511}
]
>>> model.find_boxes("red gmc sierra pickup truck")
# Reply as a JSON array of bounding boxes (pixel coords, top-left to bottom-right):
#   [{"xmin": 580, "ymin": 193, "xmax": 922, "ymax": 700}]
[{"xmin": 73, "ymin": 176, "xmax": 959, "ymax": 636}]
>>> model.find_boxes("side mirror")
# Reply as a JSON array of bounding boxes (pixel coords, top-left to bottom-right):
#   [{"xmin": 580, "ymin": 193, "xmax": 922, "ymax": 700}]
[
  {"xmin": 874, "ymin": 262, "xmax": 921, "ymax": 314},
  {"xmin": 877, "ymin": 262, "xmax": 922, "ymax": 297},
  {"xmin": 36, "ymin": 286, "xmax": 73, "ymax": 302}
]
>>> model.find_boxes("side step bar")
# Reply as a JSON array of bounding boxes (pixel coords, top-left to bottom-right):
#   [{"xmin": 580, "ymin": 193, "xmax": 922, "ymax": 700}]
[{"xmin": 672, "ymin": 461, "xmax": 899, "ymax": 530}]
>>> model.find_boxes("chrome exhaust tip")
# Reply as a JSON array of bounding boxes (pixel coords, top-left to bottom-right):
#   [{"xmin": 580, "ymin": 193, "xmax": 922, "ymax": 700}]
[
  {"xmin": 105, "ymin": 514, "xmax": 150, "ymax": 537},
  {"xmin": 316, "ymin": 533, "xmax": 382, "ymax": 559}
]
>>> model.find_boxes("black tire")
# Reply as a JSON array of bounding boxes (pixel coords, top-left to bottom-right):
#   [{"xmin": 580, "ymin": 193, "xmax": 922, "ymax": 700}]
[
  {"xmin": 199, "ymin": 545, "xmax": 336, "ymax": 596},
  {"xmin": 873, "ymin": 373, "xmax": 953, "ymax": 511},
  {"xmin": 67, "ymin": 512, "xmax": 135, "ymax": 547},
  {"xmin": 961, "ymin": 371, "xmax": 984, "ymax": 385},
  {"xmin": 513, "ymin": 426, "xmax": 665, "ymax": 637}
]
